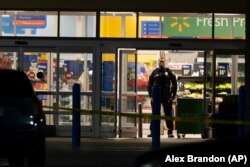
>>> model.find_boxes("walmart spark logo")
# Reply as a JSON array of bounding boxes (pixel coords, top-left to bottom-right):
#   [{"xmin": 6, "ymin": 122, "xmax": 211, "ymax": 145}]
[{"xmin": 170, "ymin": 17, "xmax": 190, "ymax": 32}]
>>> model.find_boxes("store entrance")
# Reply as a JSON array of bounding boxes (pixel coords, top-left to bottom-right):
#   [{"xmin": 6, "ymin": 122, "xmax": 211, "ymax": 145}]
[
  {"xmin": 0, "ymin": 47, "xmax": 95, "ymax": 137},
  {"xmin": 0, "ymin": 47, "xmax": 57, "ymax": 133},
  {"xmin": 116, "ymin": 48, "xmax": 245, "ymax": 138}
]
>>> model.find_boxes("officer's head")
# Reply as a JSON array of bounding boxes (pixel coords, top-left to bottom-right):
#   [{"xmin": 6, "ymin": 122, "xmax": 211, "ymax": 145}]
[{"xmin": 158, "ymin": 57, "xmax": 165, "ymax": 69}]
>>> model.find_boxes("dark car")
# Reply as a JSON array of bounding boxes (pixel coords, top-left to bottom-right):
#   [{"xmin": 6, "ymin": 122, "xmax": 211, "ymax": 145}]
[{"xmin": 0, "ymin": 69, "xmax": 46, "ymax": 166}]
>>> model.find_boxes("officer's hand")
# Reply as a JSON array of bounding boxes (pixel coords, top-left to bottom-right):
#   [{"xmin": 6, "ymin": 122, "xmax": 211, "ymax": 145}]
[
  {"xmin": 168, "ymin": 96, "xmax": 175, "ymax": 103},
  {"xmin": 170, "ymin": 96, "xmax": 175, "ymax": 101}
]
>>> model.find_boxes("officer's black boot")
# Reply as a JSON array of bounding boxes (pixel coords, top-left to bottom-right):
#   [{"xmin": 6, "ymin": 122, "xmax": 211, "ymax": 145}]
[{"xmin": 168, "ymin": 130, "xmax": 174, "ymax": 138}]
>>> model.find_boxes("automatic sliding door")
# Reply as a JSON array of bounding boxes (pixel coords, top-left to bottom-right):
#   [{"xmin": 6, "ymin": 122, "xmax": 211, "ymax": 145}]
[
  {"xmin": 118, "ymin": 49, "xmax": 137, "ymax": 138},
  {"xmin": 213, "ymin": 51, "xmax": 245, "ymax": 114},
  {"xmin": 211, "ymin": 50, "xmax": 245, "ymax": 139},
  {"xmin": 0, "ymin": 47, "xmax": 57, "ymax": 129},
  {"xmin": 100, "ymin": 52, "xmax": 117, "ymax": 138},
  {"xmin": 57, "ymin": 52, "xmax": 93, "ymax": 137}
]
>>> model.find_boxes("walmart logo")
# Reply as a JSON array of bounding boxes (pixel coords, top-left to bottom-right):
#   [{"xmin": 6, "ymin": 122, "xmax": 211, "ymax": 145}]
[{"xmin": 170, "ymin": 17, "xmax": 190, "ymax": 32}]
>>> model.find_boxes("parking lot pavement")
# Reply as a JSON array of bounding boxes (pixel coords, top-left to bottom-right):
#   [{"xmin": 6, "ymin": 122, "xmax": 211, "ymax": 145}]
[{"xmin": 1, "ymin": 137, "xmax": 207, "ymax": 167}]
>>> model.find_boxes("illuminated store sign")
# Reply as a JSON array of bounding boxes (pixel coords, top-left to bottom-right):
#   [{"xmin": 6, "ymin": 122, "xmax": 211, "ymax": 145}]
[
  {"xmin": 14, "ymin": 15, "xmax": 47, "ymax": 28},
  {"xmin": 163, "ymin": 16, "xmax": 245, "ymax": 38},
  {"xmin": 141, "ymin": 21, "xmax": 162, "ymax": 38},
  {"xmin": 196, "ymin": 17, "xmax": 245, "ymax": 27},
  {"xmin": 2, "ymin": 15, "xmax": 47, "ymax": 34}
]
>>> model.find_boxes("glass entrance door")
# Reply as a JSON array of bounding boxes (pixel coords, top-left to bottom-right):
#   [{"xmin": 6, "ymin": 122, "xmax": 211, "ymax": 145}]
[
  {"xmin": 57, "ymin": 52, "xmax": 94, "ymax": 137},
  {"xmin": 117, "ymin": 49, "xmax": 213, "ymax": 138},
  {"xmin": 209, "ymin": 50, "xmax": 245, "ymax": 139},
  {"xmin": 0, "ymin": 47, "xmax": 57, "ymax": 131},
  {"xmin": 212, "ymin": 50, "xmax": 245, "ymax": 115},
  {"xmin": 21, "ymin": 48, "xmax": 57, "ymax": 130},
  {"xmin": 118, "ymin": 49, "xmax": 138, "ymax": 138},
  {"xmin": 100, "ymin": 51, "xmax": 117, "ymax": 138},
  {"xmin": 0, "ymin": 47, "xmax": 95, "ymax": 137}
]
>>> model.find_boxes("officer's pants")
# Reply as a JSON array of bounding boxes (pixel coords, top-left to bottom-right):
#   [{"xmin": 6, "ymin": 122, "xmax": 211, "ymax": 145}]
[{"xmin": 150, "ymin": 99, "xmax": 173, "ymax": 135}]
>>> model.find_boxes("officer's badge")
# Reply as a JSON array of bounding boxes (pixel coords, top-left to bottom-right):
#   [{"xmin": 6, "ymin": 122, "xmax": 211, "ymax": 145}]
[{"xmin": 165, "ymin": 71, "xmax": 168, "ymax": 76}]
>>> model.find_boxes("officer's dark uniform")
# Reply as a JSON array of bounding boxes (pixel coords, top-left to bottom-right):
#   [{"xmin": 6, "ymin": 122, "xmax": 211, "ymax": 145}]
[{"xmin": 148, "ymin": 67, "xmax": 177, "ymax": 136}]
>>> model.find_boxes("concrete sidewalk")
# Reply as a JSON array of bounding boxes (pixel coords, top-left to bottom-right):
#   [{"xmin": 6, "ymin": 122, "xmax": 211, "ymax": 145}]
[
  {"xmin": 0, "ymin": 136, "xmax": 208, "ymax": 167},
  {"xmin": 45, "ymin": 137, "xmax": 207, "ymax": 167}
]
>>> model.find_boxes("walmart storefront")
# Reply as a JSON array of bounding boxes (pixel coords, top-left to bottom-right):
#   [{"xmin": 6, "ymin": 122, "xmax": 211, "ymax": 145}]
[{"xmin": 0, "ymin": 6, "xmax": 247, "ymax": 138}]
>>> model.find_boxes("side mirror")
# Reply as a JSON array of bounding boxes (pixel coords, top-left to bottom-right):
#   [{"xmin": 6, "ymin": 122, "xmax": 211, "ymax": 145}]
[{"xmin": 37, "ymin": 71, "xmax": 44, "ymax": 80}]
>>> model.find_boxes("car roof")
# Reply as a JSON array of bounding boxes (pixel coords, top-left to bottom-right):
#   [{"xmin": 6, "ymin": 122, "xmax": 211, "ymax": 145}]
[{"xmin": 0, "ymin": 69, "xmax": 36, "ymax": 97}]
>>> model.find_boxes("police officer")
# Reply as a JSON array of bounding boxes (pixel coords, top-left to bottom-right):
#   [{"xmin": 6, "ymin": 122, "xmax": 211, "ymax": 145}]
[{"xmin": 147, "ymin": 57, "xmax": 177, "ymax": 138}]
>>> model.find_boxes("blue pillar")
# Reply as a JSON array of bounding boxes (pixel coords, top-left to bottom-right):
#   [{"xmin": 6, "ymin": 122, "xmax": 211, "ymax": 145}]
[
  {"xmin": 152, "ymin": 84, "xmax": 161, "ymax": 149},
  {"xmin": 238, "ymin": 85, "xmax": 246, "ymax": 138},
  {"xmin": 72, "ymin": 83, "xmax": 81, "ymax": 147}
]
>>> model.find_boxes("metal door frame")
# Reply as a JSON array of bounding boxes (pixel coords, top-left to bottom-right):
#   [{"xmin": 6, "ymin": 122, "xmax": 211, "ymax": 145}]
[{"xmin": 117, "ymin": 48, "xmax": 138, "ymax": 138}]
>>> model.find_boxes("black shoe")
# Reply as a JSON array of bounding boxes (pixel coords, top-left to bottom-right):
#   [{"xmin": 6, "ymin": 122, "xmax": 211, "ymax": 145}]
[
  {"xmin": 147, "ymin": 134, "xmax": 152, "ymax": 137},
  {"xmin": 168, "ymin": 134, "xmax": 174, "ymax": 138}
]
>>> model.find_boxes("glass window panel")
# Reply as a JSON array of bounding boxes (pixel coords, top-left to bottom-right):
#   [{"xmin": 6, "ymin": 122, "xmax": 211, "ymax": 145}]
[
  {"xmin": 102, "ymin": 53, "xmax": 115, "ymax": 92},
  {"xmin": 139, "ymin": 13, "xmax": 213, "ymax": 39},
  {"xmin": 101, "ymin": 95, "xmax": 115, "ymax": 126},
  {"xmin": 22, "ymin": 52, "xmax": 56, "ymax": 91},
  {"xmin": 60, "ymin": 11, "xmax": 96, "ymax": 37},
  {"xmin": 59, "ymin": 53, "xmax": 93, "ymax": 92},
  {"xmin": 137, "ymin": 50, "xmax": 158, "ymax": 91},
  {"xmin": 0, "ymin": 52, "xmax": 16, "ymax": 69},
  {"xmin": 214, "ymin": 13, "xmax": 245, "ymax": 39},
  {"xmin": 100, "ymin": 11, "xmax": 136, "ymax": 38},
  {"xmin": 238, "ymin": 55, "xmax": 245, "ymax": 92},
  {"xmin": 126, "ymin": 52, "xmax": 136, "ymax": 92},
  {"xmin": 57, "ymin": 52, "xmax": 93, "ymax": 126},
  {"xmin": 164, "ymin": 50, "xmax": 206, "ymax": 98},
  {"xmin": 215, "ymin": 54, "xmax": 232, "ymax": 94},
  {"xmin": 36, "ymin": 94, "xmax": 55, "ymax": 125},
  {"xmin": 101, "ymin": 53, "xmax": 116, "ymax": 127},
  {"xmin": 58, "ymin": 94, "xmax": 92, "ymax": 126},
  {"xmin": 121, "ymin": 95, "xmax": 136, "ymax": 127},
  {"xmin": 1, "ymin": 10, "xmax": 57, "ymax": 37}
]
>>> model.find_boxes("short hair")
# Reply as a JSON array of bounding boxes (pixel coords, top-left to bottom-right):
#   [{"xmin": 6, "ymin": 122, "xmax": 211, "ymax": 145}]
[{"xmin": 158, "ymin": 57, "xmax": 165, "ymax": 62}]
